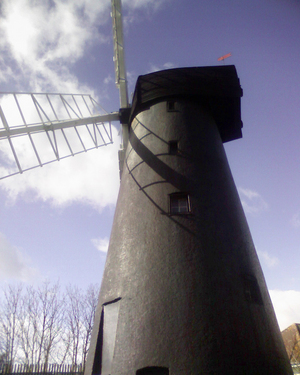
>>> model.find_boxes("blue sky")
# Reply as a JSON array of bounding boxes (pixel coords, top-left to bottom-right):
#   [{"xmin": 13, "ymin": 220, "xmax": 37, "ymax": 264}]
[{"xmin": 0, "ymin": 0, "xmax": 300, "ymax": 331}]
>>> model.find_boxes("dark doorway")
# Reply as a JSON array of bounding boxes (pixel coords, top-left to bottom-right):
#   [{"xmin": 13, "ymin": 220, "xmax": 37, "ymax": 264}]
[{"xmin": 136, "ymin": 366, "xmax": 169, "ymax": 375}]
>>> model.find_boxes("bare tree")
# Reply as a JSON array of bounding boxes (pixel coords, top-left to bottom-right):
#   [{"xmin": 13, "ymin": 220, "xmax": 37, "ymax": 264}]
[
  {"xmin": 17, "ymin": 285, "xmax": 39, "ymax": 364},
  {"xmin": 0, "ymin": 282, "xmax": 99, "ymax": 366},
  {"xmin": 64, "ymin": 284, "xmax": 99, "ymax": 366},
  {"xmin": 17, "ymin": 281, "xmax": 65, "ymax": 366},
  {"xmin": 36, "ymin": 281, "xmax": 64, "ymax": 365},
  {"xmin": 0, "ymin": 284, "xmax": 23, "ymax": 365},
  {"xmin": 0, "ymin": 326, "xmax": 9, "ymax": 368},
  {"xmin": 65, "ymin": 286, "xmax": 84, "ymax": 366}
]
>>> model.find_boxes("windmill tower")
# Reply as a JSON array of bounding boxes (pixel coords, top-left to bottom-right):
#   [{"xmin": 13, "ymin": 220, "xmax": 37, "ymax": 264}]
[
  {"xmin": 84, "ymin": 64, "xmax": 293, "ymax": 375},
  {"xmin": 0, "ymin": 0, "xmax": 292, "ymax": 374},
  {"xmin": 84, "ymin": 1, "xmax": 292, "ymax": 375}
]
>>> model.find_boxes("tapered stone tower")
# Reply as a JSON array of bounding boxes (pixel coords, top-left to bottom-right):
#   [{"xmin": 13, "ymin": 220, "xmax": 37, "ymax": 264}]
[{"xmin": 85, "ymin": 66, "xmax": 292, "ymax": 375}]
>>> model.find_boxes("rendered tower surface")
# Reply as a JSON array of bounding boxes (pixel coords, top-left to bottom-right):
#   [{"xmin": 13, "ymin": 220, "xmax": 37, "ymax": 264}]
[{"xmin": 86, "ymin": 66, "xmax": 292, "ymax": 375}]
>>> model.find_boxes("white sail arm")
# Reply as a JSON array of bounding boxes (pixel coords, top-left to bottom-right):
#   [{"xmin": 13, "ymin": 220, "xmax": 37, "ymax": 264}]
[
  {"xmin": 111, "ymin": 0, "xmax": 129, "ymax": 109},
  {"xmin": 0, "ymin": 112, "xmax": 119, "ymax": 139},
  {"xmin": 0, "ymin": 93, "xmax": 119, "ymax": 180}
]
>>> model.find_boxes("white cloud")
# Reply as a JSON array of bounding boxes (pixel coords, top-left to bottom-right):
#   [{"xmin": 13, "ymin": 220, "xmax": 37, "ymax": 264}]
[
  {"xmin": 0, "ymin": 0, "xmax": 169, "ymax": 210},
  {"xmin": 270, "ymin": 290, "xmax": 300, "ymax": 331},
  {"xmin": 123, "ymin": 0, "xmax": 170, "ymax": 25},
  {"xmin": 123, "ymin": 0, "xmax": 168, "ymax": 10},
  {"xmin": 0, "ymin": 132, "xmax": 120, "ymax": 211},
  {"xmin": 257, "ymin": 250, "xmax": 279, "ymax": 268},
  {"xmin": 0, "ymin": 0, "xmax": 170, "ymax": 91},
  {"xmin": 91, "ymin": 237, "xmax": 109, "ymax": 253},
  {"xmin": 238, "ymin": 187, "xmax": 268, "ymax": 215},
  {"xmin": 148, "ymin": 62, "xmax": 176, "ymax": 73},
  {"xmin": 126, "ymin": 70, "xmax": 137, "ymax": 89},
  {"xmin": 122, "ymin": 0, "xmax": 170, "ymax": 15},
  {"xmin": 104, "ymin": 75, "xmax": 114, "ymax": 85},
  {"xmin": 0, "ymin": 232, "xmax": 38, "ymax": 282},
  {"xmin": 0, "ymin": 0, "xmax": 112, "ymax": 92},
  {"xmin": 0, "ymin": 91, "xmax": 121, "ymax": 211}
]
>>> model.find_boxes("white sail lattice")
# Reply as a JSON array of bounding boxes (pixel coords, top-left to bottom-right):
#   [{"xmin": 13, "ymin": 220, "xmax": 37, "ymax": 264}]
[{"xmin": 0, "ymin": 92, "xmax": 119, "ymax": 179}]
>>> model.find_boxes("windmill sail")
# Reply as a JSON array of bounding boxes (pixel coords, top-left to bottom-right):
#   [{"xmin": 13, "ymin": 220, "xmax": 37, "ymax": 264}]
[
  {"xmin": 111, "ymin": 0, "xmax": 130, "ymax": 179},
  {"xmin": 111, "ymin": 0, "xmax": 129, "ymax": 110},
  {"xmin": 0, "ymin": 92, "xmax": 119, "ymax": 180}
]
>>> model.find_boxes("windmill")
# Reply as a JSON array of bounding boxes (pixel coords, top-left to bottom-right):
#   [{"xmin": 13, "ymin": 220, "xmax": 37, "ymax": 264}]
[{"xmin": 0, "ymin": 1, "xmax": 292, "ymax": 374}]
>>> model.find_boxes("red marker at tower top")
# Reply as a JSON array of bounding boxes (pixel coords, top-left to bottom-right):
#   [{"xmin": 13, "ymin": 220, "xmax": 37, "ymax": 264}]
[{"xmin": 218, "ymin": 52, "xmax": 232, "ymax": 61}]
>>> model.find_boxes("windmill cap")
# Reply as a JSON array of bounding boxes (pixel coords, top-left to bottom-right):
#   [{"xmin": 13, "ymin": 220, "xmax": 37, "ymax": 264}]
[{"xmin": 130, "ymin": 65, "xmax": 243, "ymax": 143}]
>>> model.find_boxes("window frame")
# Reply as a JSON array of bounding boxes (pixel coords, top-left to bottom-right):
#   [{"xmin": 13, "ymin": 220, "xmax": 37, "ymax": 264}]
[{"xmin": 169, "ymin": 192, "xmax": 191, "ymax": 215}]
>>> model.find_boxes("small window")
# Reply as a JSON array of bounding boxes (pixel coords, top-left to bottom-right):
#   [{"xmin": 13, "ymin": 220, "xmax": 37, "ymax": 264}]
[
  {"xmin": 243, "ymin": 275, "xmax": 263, "ymax": 305},
  {"xmin": 168, "ymin": 140, "xmax": 178, "ymax": 155},
  {"xmin": 167, "ymin": 101, "xmax": 176, "ymax": 112},
  {"xmin": 136, "ymin": 366, "xmax": 169, "ymax": 375},
  {"xmin": 169, "ymin": 193, "xmax": 190, "ymax": 214}
]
